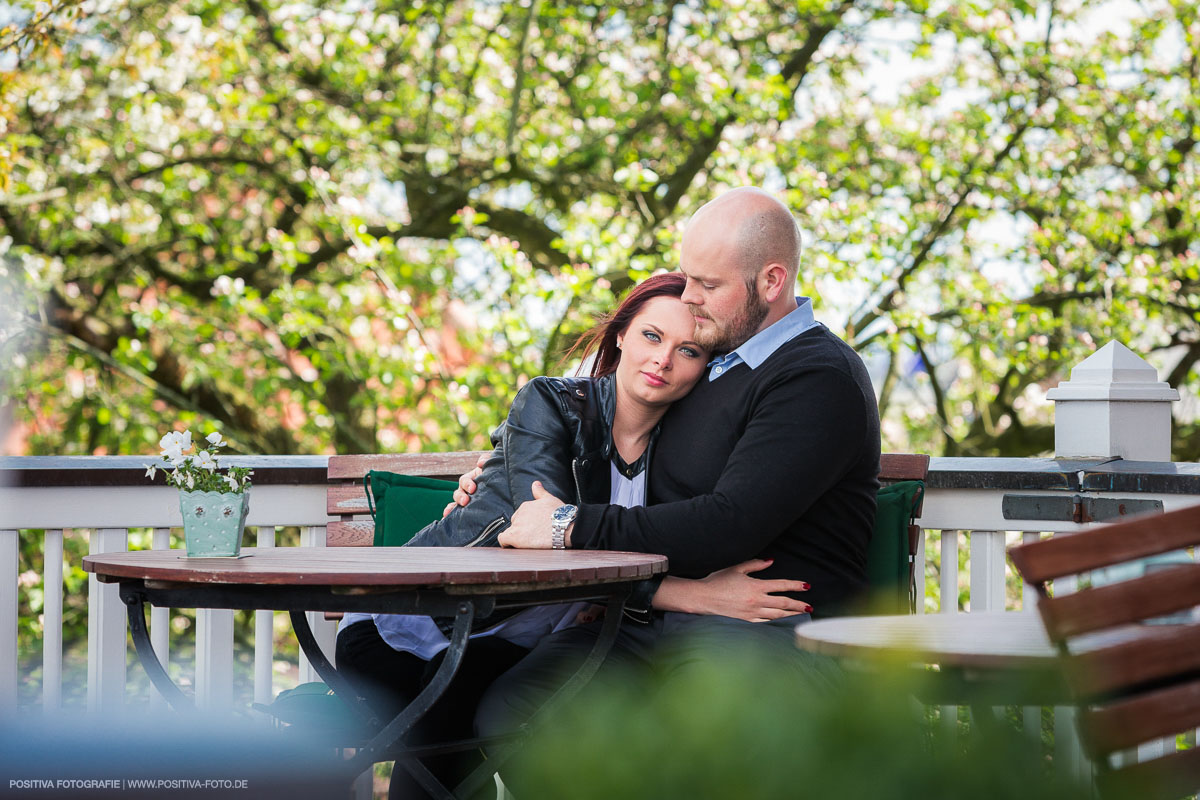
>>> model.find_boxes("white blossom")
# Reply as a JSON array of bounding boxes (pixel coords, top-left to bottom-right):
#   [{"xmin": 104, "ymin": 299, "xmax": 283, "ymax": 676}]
[
  {"xmin": 195, "ymin": 451, "xmax": 217, "ymax": 471},
  {"xmin": 206, "ymin": 431, "xmax": 226, "ymax": 447}
]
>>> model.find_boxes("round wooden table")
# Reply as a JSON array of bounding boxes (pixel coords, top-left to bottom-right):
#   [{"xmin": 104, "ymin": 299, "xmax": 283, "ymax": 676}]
[{"xmin": 84, "ymin": 546, "xmax": 667, "ymax": 799}]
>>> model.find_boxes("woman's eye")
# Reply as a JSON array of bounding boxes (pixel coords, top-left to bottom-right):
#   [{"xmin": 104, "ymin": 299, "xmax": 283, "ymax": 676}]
[
  {"xmin": 643, "ymin": 331, "xmax": 661, "ymax": 342},
  {"xmin": 680, "ymin": 347, "xmax": 700, "ymax": 358}
]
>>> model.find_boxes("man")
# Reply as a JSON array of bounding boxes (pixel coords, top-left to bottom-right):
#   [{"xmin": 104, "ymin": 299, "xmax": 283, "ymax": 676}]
[
  {"xmin": 499, "ymin": 186, "xmax": 879, "ymax": 612},
  {"xmin": 473, "ymin": 186, "xmax": 881, "ymax": 750}
]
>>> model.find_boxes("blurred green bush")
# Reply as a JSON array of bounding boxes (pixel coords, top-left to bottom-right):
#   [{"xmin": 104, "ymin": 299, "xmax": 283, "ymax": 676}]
[{"xmin": 507, "ymin": 644, "xmax": 1095, "ymax": 800}]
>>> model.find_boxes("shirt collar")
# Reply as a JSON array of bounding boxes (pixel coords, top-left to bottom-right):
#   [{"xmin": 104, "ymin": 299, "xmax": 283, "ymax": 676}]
[{"xmin": 706, "ymin": 298, "xmax": 819, "ymax": 379}]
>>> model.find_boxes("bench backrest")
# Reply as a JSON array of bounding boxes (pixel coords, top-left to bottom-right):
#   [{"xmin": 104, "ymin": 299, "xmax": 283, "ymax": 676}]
[
  {"xmin": 1009, "ymin": 503, "xmax": 1200, "ymax": 799},
  {"xmin": 326, "ymin": 451, "xmax": 929, "ymax": 548},
  {"xmin": 326, "ymin": 452, "xmax": 489, "ymax": 547}
]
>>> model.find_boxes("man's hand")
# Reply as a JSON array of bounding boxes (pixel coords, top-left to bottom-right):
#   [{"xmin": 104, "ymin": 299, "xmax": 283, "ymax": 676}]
[
  {"xmin": 442, "ymin": 453, "xmax": 488, "ymax": 518},
  {"xmin": 498, "ymin": 481, "xmax": 565, "ymax": 548}
]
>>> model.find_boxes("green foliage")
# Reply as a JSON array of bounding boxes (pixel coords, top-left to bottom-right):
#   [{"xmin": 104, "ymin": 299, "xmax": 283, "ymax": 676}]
[
  {"xmin": 1, "ymin": 0, "xmax": 1195, "ymax": 462},
  {"xmin": 511, "ymin": 648, "xmax": 1096, "ymax": 800}
]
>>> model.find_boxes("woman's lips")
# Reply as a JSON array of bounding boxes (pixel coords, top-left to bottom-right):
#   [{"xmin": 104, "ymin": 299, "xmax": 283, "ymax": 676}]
[{"xmin": 641, "ymin": 372, "xmax": 666, "ymax": 387}]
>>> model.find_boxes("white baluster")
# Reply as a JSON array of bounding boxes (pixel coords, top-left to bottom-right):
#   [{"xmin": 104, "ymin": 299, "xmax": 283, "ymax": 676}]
[
  {"xmin": 299, "ymin": 526, "xmax": 335, "ymax": 685},
  {"xmin": 148, "ymin": 528, "xmax": 172, "ymax": 711},
  {"xmin": 0, "ymin": 529, "xmax": 18, "ymax": 712},
  {"xmin": 968, "ymin": 530, "xmax": 1006, "ymax": 612},
  {"xmin": 1020, "ymin": 532, "xmax": 1040, "ymax": 611},
  {"xmin": 940, "ymin": 529, "xmax": 959, "ymax": 740},
  {"xmin": 940, "ymin": 529, "xmax": 959, "ymax": 614},
  {"xmin": 255, "ymin": 526, "xmax": 276, "ymax": 710},
  {"xmin": 1137, "ymin": 737, "xmax": 1171, "ymax": 762},
  {"xmin": 1021, "ymin": 531, "xmax": 1041, "ymax": 739},
  {"xmin": 42, "ymin": 529, "xmax": 64, "ymax": 714},
  {"xmin": 196, "ymin": 608, "xmax": 234, "ymax": 712},
  {"xmin": 87, "ymin": 528, "xmax": 128, "ymax": 712}
]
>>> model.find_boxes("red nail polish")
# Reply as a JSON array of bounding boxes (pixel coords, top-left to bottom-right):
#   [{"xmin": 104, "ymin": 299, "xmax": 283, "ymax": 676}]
[{"xmin": 801, "ymin": 582, "xmax": 810, "ymax": 590}]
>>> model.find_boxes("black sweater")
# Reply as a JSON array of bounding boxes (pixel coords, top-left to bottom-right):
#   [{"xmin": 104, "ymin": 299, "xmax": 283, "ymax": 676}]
[{"xmin": 570, "ymin": 324, "xmax": 881, "ymax": 618}]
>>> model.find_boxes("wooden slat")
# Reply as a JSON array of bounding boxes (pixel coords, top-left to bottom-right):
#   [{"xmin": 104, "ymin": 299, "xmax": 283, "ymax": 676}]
[
  {"xmin": 1009, "ymin": 502, "xmax": 1200, "ymax": 583},
  {"xmin": 328, "ymin": 484, "xmax": 372, "ymax": 517},
  {"xmin": 1068, "ymin": 624, "xmax": 1200, "ymax": 697},
  {"xmin": 326, "ymin": 521, "xmax": 375, "ymax": 548},
  {"xmin": 1038, "ymin": 563, "xmax": 1200, "ymax": 638},
  {"xmin": 327, "ymin": 452, "xmax": 489, "ymax": 482},
  {"xmin": 1081, "ymin": 681, "xmax": 1200, "ymax": 755},
  {"xmin": 879, "ymin": 453, "xmax": 930, "ymax": 483},
  {"xmin": 327, "ymin": 452, "xmax": 930, "ymax": 519},
  {"xmin": 1097, "ymin": 746, "xmax": 1200, "ymax": 800}
]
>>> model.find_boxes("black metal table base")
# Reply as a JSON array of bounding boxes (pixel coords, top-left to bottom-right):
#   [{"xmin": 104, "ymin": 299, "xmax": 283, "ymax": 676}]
[{"xmin": 119, "ymin": 579, "xmax": 636, "ymax": 800}]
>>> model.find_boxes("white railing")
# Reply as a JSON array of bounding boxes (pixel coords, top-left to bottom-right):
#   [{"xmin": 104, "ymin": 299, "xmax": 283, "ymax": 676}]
[
  {"xmin": 3, "ymin": 453, "xmax": 1200, "ymax": 782},
  {"xmin": 0, "ymin": 456, "xmax": 330, "ymax": 716}
]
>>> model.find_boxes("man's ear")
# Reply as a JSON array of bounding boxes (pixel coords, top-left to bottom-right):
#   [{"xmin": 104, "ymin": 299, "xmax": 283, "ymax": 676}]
[{"xmin": 760, "ymin": 263, "xmax": 789, "ymax": 303}]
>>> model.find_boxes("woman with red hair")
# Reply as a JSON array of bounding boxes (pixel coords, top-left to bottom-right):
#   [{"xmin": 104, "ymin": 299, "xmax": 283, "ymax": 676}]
[{"xmin": 336, "ymin": 273, "xmax": 809, "ymax": 798}]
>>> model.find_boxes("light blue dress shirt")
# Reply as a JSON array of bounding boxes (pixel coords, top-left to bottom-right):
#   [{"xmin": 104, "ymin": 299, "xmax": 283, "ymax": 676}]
[{"xmin": 706, "ymin": 297, "xmax": 821, "ymax": 381}]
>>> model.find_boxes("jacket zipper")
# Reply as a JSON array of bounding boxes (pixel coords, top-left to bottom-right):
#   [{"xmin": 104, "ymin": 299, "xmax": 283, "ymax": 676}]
[
  {"xmin": 467, "ymin": 516, "xmax": 506, "ymax": 547},
  {"xmin": 571, "ymin": 458, "xmax": 584, "ymax": 504}
]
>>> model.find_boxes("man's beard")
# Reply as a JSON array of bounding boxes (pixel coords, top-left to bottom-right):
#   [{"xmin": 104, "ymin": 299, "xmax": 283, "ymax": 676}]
[{"xmin": 691, "ymin": 285, "xmax": 770, "ymax": 354}]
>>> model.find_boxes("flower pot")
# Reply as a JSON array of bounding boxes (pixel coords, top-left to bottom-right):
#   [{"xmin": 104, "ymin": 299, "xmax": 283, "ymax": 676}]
[{"xmin": 179, "ymin": 490, "xmax": 250, "ymax": 557}]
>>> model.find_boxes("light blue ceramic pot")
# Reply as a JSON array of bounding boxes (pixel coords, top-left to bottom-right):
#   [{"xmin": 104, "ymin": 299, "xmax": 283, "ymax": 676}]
[{"xmin": 179, "ymin": 490, "xmax": 250, "ymax": 557}]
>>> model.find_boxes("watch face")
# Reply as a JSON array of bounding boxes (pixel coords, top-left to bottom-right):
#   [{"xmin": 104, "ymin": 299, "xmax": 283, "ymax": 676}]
[{"xmin": 552, "ymin": 505, "xmax": 576, "ymax": 522}]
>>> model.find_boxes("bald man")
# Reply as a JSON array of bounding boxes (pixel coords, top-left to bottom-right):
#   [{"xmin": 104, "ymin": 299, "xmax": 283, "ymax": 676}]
[
  {"xmin": 478, "ymin": 188, "xmax": 881, "ymax": 757},
  {"xmin": 500, "ymin": 187, "xmax": 880, "ymax": 614}
]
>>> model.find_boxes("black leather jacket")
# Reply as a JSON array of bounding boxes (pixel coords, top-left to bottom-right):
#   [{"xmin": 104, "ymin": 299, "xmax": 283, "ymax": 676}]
[{"xmin": 405, "ymin": 374, "xmax": 664, "ymax": 617}]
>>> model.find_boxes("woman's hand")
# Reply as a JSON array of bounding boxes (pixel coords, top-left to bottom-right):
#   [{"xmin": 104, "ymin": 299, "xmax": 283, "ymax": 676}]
[
  {"xmin": 442, "ymin": 454, "xmax": 488, "ymax": 517},
  {"xmin": 653, "ymin": 559, "xmax": 812, "ymax": 622}
]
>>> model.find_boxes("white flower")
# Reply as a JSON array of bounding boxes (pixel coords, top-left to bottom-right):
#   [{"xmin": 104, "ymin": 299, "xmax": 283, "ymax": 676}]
[
  {"xmin": 224, "ymin": 474, "xmax": 239, "ymax": 491},
  {"xmin": 144, "ymin": 464, "xmax": 157, "ymax": 480},
  {"xmin": 184, "ymin": 473, "xmax": 195, "ymax": 489},
  {"xmin": 159, "ymin": 430, "xmax": 192, "ymax": 462},
  {"xmin": 206, "ymin": 432, "xmax": 226, "ymax": 447},
  {"xmin": 195, "ymin": 451, "xmax": 217, "ymax": 471}
]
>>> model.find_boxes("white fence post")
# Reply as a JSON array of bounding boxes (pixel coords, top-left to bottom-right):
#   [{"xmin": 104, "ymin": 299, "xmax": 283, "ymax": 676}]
[
  {"xmin": 195, "ymin": 609, "xmax": 235, "ymax": 712},
  {"xmin": 255, "ymin": 526, "xmax": 276, "ymax": 710},
  {"xmin": 1048, "ymin": 340, "xmax": 1178, "ymax": 461},
  {"xmin": 1, "ymin": 529, "xmax": 18, "ymax": 712},
  {"xmin": 299, "ymin": 526, "xmax": 336, "ymax": 685},
  {"xmin": 148, "ymin": 528, "xmax": 172, "ymax": 712},
  {"xmin": 87, "ymin": 528, "xmax": 128, "ymax": 713},
  {"xmin": 43, "ymin": 529, "xmax": 64, "ymax": 713},
  {"xmin": 969, "ymin": 531, "xmax": 1006, "ymax": 612}
]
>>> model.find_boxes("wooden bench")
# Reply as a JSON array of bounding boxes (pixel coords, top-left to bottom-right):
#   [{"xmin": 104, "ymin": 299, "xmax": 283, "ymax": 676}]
[
  {"xmin": 328, "ymin": 452, "xmax": 928, "ymax": 545},
  {"xmin": 326, "ymin": 452, "xmax": 491, "ymax": 547},
  {"xmin": 325, "ymin": 451, "xmax": 930, "ymax": 611}
]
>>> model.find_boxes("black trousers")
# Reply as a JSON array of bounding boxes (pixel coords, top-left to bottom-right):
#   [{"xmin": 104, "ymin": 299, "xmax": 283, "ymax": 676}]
[{"xmin": 335, "ymin": 620, "xmax": 530, "ymax": 800}]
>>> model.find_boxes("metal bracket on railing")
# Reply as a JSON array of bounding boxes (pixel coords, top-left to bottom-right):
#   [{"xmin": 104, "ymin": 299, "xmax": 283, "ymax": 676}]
[{"xmin": 1001, "ymin": 494, "xmax": 1163, "ymax": 523}]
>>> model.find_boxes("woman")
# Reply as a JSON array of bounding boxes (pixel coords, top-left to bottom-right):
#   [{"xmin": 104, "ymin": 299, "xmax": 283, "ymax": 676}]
[{"xmin": 335, "ymin": 274, "xmax": 809, "ymax": 798}]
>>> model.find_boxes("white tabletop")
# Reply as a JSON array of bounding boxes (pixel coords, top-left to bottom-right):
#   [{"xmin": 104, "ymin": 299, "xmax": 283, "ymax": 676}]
[{"xmin": 795, "ymin": 611, "xmax": 1059, "ymax": 669}]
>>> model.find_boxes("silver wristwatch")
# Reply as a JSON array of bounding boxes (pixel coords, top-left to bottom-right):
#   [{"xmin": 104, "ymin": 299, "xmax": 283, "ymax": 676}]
[{"xmin": 550, "ymin": 504, "xmax": 577, "ymax": 550}]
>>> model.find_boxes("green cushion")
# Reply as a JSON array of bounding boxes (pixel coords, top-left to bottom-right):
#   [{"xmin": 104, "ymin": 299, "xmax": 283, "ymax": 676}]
[
  {"xmin": 865, "ymin": 480, "xmax": 925, "ymax": 614},
  {"xmin": 365, "ymin": 470, "xmax": 457, "ymax": 547}
]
